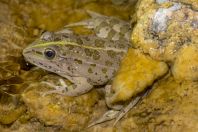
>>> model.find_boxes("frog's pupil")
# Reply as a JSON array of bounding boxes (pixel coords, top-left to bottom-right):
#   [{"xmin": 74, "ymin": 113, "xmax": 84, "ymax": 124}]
[{"xmin": 44, "ymin": 48, "xmax": 55, "ymax": 59}]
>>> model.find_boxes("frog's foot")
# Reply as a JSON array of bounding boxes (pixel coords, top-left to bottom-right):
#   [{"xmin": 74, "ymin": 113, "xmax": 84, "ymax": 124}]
[
  {"xmin": 88, "ymin": 110, "xmax": 119, "ymax": 128},
  {"xmin": 113, "ymin": 95, "xmax": 141, "ymax": 126},
  {"xmin": 65, "ymin": 10, "xmax": 104, "ymax": 29},
  {"xmin": 42, "ymin": 77, "xmax": 93, "ymax": 97},
  {"xmin": 105, "ymin": 84, "xmax": 123, "ymax": 110},
  {"xmin": 88, "ymin": 87, "xmax": 152, "ymax": 127},
  {"xmin": 88, "ymin": 96, "xmax": 142, "ymax": 128},
  {"xmin": 41, "ymin": 79, "xmax": 71, "ymax": 96}
]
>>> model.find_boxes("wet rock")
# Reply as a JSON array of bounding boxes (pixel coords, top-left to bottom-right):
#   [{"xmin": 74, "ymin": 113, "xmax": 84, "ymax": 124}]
[
  {"xmin": 21, "ymin": 75, "xmax": 105, "ymax": 131},
  {"xmin": 132, "ymin": 0, "xmax": 198, "ymax": 62},
  {"xmin": 0, "ymin": 91, "xmax": 26, "ymax": 125}
]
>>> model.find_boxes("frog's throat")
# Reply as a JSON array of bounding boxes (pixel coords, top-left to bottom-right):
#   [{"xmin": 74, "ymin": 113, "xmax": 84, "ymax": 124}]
[{"xmin": 28, "ymin": 40, "xmax": 127, "ymax": 53}]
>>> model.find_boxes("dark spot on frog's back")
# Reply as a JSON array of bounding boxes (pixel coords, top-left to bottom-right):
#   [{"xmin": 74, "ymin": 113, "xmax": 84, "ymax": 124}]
[
  {"xmin": 66, "ymin": 45, "xmax": 74, "ymax": 50},
  {"xmin": 105, "ymin": 60, "xmax": 113, "ymax": 66},
  {"xmin": 54, "ymin": 35, "xmax": 62, "ymax": 41},
  {"xmin": 76, "ymin": 38, "xmax": 83, "ymax": 44},
  {"xmin": 107, "ymin": 50, "xmax": 116, "ymax": 58},
  {"xmin": 118, "ymin": 43, "xmax": 125, "ymax": 49},
  {"xmin": 95, "ymin": 39, "xmax": 105, "ymax": 47},
  {"xmin": 74, "ymin": 59, "xmax": 82, "ymax": 64},
  {"xmin": 93, "ymin": 50, "xmax": 100, "ymax": 60},
  {"xmin": 61, "ymin": 51, "xmax": 67, "ymax": 56},
  {"xmin": 108, "ymin": 29, "xmax": 117, "ymax": 39},
  {"xmin": 102, "ymin": 68, "xmax": 107, "ymax": 74},
  {"xmin": 88, "ymin": 67, "xmax": 93, "ymax": 73},
  {"xmin": 90, "ymin": 63, "xmax": 96, "ymax": 67},
  {"xmin": 85, "ymin": 49, "xmax": 93, "ymax": 57}
]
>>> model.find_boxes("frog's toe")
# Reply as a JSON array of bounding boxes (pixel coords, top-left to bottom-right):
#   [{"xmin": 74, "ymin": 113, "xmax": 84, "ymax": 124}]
[
  {"xmin": 56, "ymin": 28, "xmax": 73, "ymax": 34},
  {"xmin": 41, "ymin": 89, "xmax": 66, "ymax": 96},
  {"xmin": 88, "ymin": 95, "xmax": 142, "ymax": 127},
  {"xmin": 65, "ymin": 19, "xmax": 93, "ymax": 29},
  {"xmin": 41, "ymin": 81, "xmax": 57, "ymax": 88},
  {"xmin": 113, "ymin": 88, "xmax": 153, "ymax": 126},
  {"xmin": 113, "ymin": 95, "xmax": 141, "ymax": 126},
  {"xmin": 88, "ymin": 110, "xmax": 119, "ymax": 128},
  {"xmin": 41, "ymin": 80, "xmax": 68, "ymax": 96}
]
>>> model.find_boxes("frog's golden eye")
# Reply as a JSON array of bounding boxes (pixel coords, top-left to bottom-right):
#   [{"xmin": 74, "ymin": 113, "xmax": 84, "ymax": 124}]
[{"xmin": 44, "ymin": 48, "xmax": 56, "ymax": 60}]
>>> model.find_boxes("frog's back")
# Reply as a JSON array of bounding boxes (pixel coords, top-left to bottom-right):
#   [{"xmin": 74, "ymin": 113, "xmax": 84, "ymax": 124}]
[{"xmin": 55, "ymin": 33, "xmax": 130, "ymax": 85}]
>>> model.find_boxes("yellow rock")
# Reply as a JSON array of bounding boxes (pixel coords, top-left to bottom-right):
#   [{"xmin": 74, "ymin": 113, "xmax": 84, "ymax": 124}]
[
  {"xmin": 109, "ymin": 48, "xmax": 168, "ymax": 103},
  {"xmin": 172, "ymin": 44, "xmax": 198, "ymax": 81}
]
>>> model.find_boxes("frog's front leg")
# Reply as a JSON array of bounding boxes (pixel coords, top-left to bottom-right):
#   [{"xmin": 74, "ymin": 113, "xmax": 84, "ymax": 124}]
[{"xmin": 42, "ymin": 76, "xmax": 93, "ymax": 96}]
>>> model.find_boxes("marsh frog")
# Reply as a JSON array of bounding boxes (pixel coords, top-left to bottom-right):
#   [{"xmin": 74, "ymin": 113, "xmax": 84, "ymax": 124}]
[{"xmin": 23, "ymin": 11, "xmax": 134, "ymax": 126}]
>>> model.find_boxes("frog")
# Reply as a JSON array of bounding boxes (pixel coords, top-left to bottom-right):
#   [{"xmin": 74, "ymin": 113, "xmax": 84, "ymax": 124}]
[
  {"xmin": 23, "ymin": 10, "xmax": 131, "ymax": 95},
  {"xmin": 23, "ymin": 11, "xmax": 136, "ymax": 126},
  {"xmin": 23, "ymin": 31, "xmax": 130, "ymax": 96}
]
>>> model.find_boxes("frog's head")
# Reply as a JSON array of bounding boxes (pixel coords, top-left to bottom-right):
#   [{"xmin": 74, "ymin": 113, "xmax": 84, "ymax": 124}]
[{"xmin": 23, "ymin": 32, "xmax": 71, "ymax": 74}]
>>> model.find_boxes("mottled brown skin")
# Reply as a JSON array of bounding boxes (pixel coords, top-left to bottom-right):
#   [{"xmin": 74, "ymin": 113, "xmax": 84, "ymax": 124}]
[{"xmin": 23, "ymin": 11, "xmax": 131, "ymax": 96}]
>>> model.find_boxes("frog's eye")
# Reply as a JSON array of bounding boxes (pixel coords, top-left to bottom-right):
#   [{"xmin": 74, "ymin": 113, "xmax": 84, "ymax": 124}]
[{"xmin": 44, "ymin": 48, "xmax": 56, "ymax": 59}]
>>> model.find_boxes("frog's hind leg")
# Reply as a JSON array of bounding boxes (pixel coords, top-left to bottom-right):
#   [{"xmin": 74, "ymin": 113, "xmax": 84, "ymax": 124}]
[
  {"xmin": 88, "ymin": 87, "xmax": 152, "ymax": 127},
  {"xmin": 55, "ymin": 28, "xmax": 74, "ymax": 34},
  {"xmin": 113, "ymin": 95, "xmax": 142, "ymax": 126},
  {"xmin": 88, "ymin": 95, "xmax": 142, "ymax": 127},
  {"xmin": 64, "ymin": 10, "xmax": 105, "ymax": 29},
  {"xmin": 86, "ymin": 10, "xmax": 105, "ymax": 18}
]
